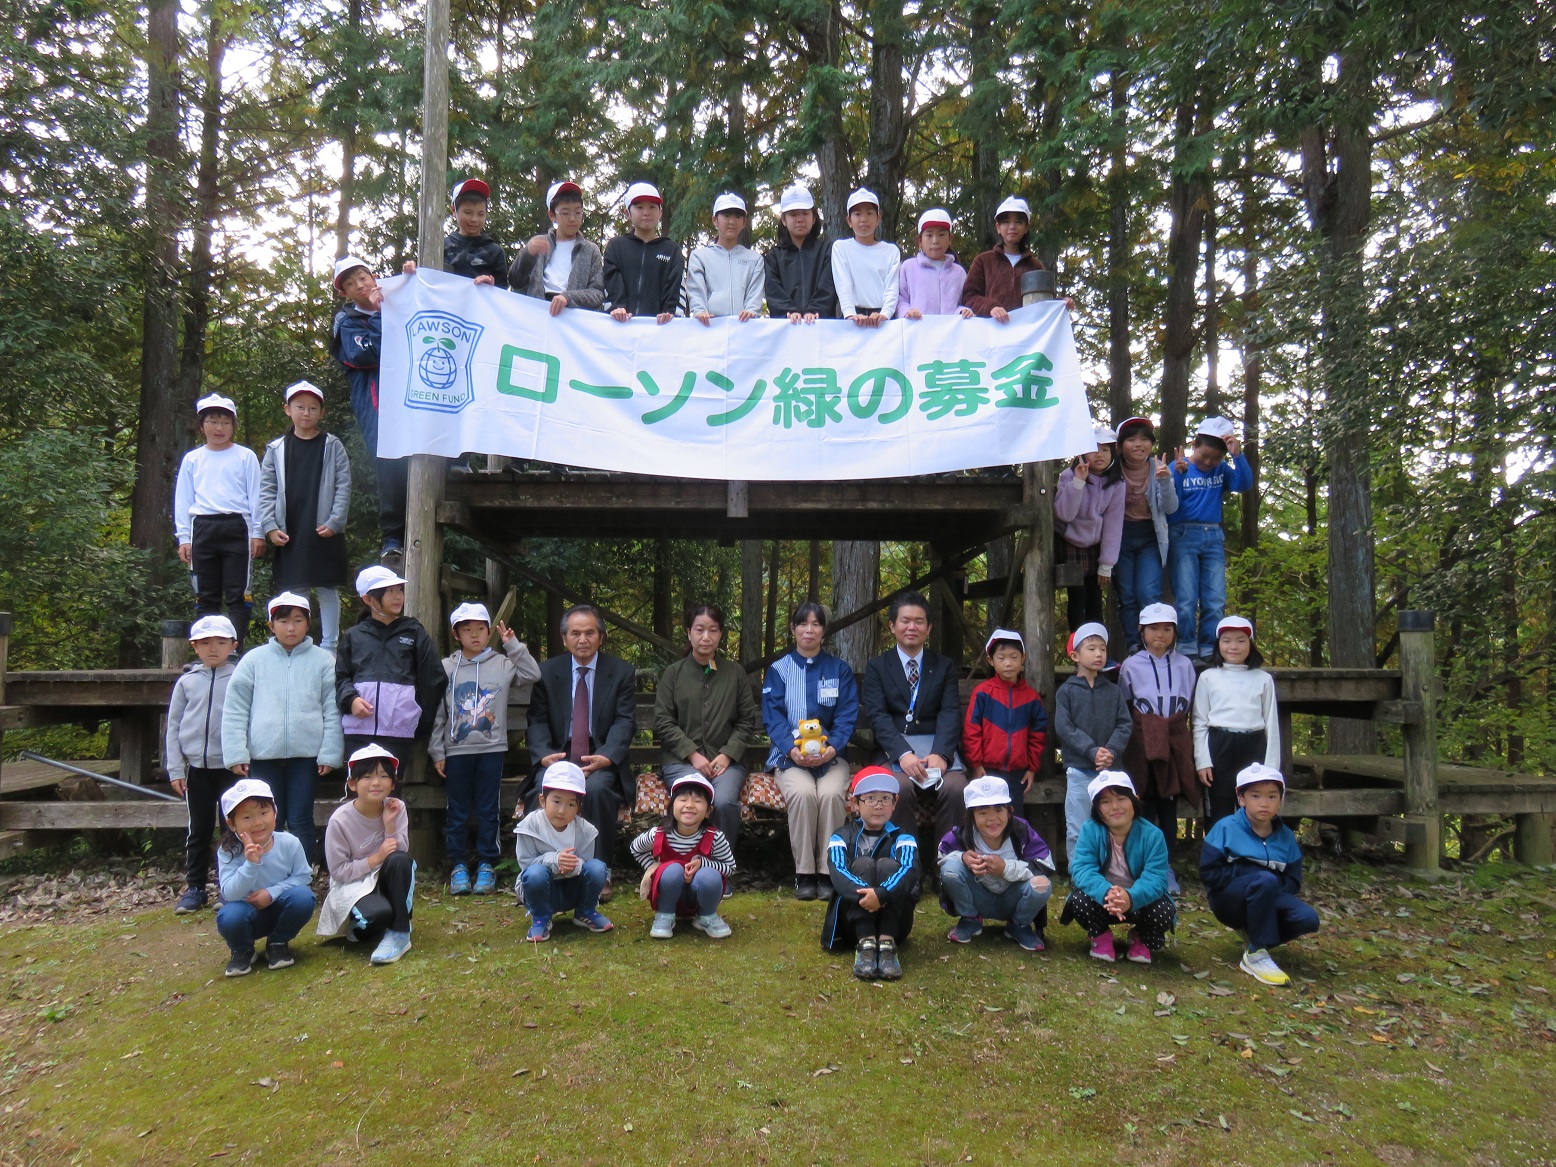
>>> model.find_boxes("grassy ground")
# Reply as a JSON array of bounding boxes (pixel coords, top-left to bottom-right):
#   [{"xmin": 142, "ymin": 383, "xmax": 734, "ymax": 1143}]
[{"xmin": 2, "ymin": 858, "xmax": 1554, "ymax": 1167}]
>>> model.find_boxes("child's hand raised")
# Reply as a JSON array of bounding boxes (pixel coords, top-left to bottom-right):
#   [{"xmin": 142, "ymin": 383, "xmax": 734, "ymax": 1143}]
[
  {"xmin": 1226, "ymin": 436, "xmax": 1242, "ymax": 457},
  {"xmin": 526, "ymin": 234, "xmax": 552, "ymax": 257},
  {"xmin": 239, "ymin": 831, "xmax": 264, "ymax": 865},
  {"xmin": 1153, "ymin": 456, "xmax": 1170, "ymax": 480},
  {"xmin": 1173, "ymin": 446, "xmax": 1188, "ymax": 473},
  {"xmin": 1073, "ymin": 458, "xmax": 1090, "ymax": 482},
  {"xmin": 495, "ymin": 620, "xmax": 516, "ymax": 645},
  {"xmin": 383, "ymin": 797, "xmax": 403, "ymax": 833}
]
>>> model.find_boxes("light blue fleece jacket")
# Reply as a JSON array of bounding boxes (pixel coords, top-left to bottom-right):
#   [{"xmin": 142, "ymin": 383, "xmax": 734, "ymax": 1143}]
[
  {"xmin": 216, "ymin": 831, "xmax": 313, "ymax": 903},
  {"xmin": 222, "ymin": 637, "xmax": 344, "ymax": 768}
]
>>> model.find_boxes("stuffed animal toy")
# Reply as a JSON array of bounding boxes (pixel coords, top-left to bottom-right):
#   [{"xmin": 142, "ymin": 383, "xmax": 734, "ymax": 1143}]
[{"xmin": 797, "ymin": 718, "xmax": 827, "ymax": 759}]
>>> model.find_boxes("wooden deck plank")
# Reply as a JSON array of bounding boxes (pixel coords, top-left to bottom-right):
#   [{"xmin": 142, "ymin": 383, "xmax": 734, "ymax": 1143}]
[
  {"xmin": 1294, "ymin": 753, "xmax": 1556, "ymax": 793},
  {"xmin": 0, "ymin": 758, "xmax": 118, "ymax": 796}
]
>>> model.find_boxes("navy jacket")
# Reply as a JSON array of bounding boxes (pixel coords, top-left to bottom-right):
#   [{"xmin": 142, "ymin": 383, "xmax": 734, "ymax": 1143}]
[
  {"xmin": 603, "ymin": 234, "xmax": 684, "ymax": 316},
  {"xmin": 330, "ymin": 306, "xmax": 381, "ymax": 405},
  {"xmin": 821, "ymin": 818, "xmax": 920, "ymax": 950},
  {"xmin": 444, "ymin": 231, "xmax": 509, "ymax": 289},
  {"xmin": 1200, "ymin": 808, "xmax": 1304, "ymax": 898},
  {"xmin": 861, "ymin": 648, "xmax": 962, "ymax": 767}
]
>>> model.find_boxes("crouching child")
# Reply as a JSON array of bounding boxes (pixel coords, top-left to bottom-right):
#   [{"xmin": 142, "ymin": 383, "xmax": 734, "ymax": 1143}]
[
  {"xmin": 515, "ymin": 761, "xmax": 612, "ymax": 942},
  {"xmin": 215, "ymin": 779, "xmax": 315, "ymax": 977},
  {"xmin": 318, "ymin": 744, "xmax": 416, "ymax": 965},
  {"xmin": 1060, "ymin": 771, "xmax": 1175, "ymax": 964},
  {"xmin": 822, "ymin": 766, "xmax": 920, "ymax": 981},
  {"xmin": 937, "ymin": 776, "xmax": 1054, "ymax": 952}
]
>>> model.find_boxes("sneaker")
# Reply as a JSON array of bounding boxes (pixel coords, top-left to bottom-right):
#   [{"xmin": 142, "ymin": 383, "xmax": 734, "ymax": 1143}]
[
  {"xmin": 852, "ymin": 938, "xmax": 879, "ymax": 980},
  {"xmin": 1005, "ymin": 922, "xmax": 1042, "ymax": 952},
  {"xmin": 265, "ymin": 941, "xmax": 295, "ymax": 970},
  {"xmin": 1125, "ymin": 934, "xmax": 1153, "ymax": 964},
  {"xmin": 369, "ymin": 930, "xmax": 412, "ymax": 964},
  {"xmin": 1089, "ymin": 932, "xmax": 1117, "ymax": 962},
  {"xmin": 649, "ymin": 911, "xmax": 676, "ymax": 939},
  {"xmin": 572, "ymin": 909, "xmax": 614, "ymax": 933},
  {"xmin": 947, "ymin": 916, "xmax": 983, "ymax": 944},
  {"xmin": 174, "ymin": 887, "xmax": 206, "ymax": 915},
  {"xmin": 224, "ymin": 949, "xmax": 257, "ymax": 977},
  {"xmin": 472, "ymin": 864, "xmax": 496, "ymax": 895},
  {"xmin": 795, "ymin": 875, "xmax": 818, "ymax": 901},
  {"xmin": 448, "ymin": 864, "xmax": 471, "ymax": 896},
  {"xmin": 1239, "ymin": 947, "xmax": 1291, "ymax": 986},
  {"xmin": 875, "ymin": 937, "xmax": 903, "ymax": 980},
  {"xmin": 526, "ymin": 916, "xmax": 553, "ymax": 943},
  {"xmin": 693, "ymin": 913, "xmax": 732, "ymax": 939}
]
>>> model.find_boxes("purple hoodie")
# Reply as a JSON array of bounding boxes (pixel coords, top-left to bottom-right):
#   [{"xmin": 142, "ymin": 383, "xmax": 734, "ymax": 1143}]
[
  {"xmin": 895, "ymin": 252, "xmax": 968, "ymax": 317},
  {"xmin": 1055, "ymin": 466, "xmax": 1126, "ymax": 575}
]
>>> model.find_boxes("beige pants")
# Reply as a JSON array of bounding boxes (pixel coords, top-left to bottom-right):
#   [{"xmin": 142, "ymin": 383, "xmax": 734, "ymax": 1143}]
[{"xmin": 775, "ymin": 760, "xmax": 852, "ymax": 874}]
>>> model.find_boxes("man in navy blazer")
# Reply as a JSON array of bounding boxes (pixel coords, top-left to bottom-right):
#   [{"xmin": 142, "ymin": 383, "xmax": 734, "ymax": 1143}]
[
  {"xmin": 528, "ymin": 604, "xmax": 639, "ymax": 865},
  {"xmin": 860, "ymin": 591, "xmax": 967, "ymax": 841}
]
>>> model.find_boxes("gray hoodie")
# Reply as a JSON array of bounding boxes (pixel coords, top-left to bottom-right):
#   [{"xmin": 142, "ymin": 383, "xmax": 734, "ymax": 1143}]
[
  {"xmin": 428, "ymin": 638, "xmax": 542, "ymax": 761},
  {"xmin": 257, "ymin": 431, "xmax": 351, "ymax": 538},
  {"xmin": 164, "ymin": 657, "xmax": 237, "ymax": 780},
  {"xmin": 1053, "ymin": 672, "xmax": 1132, "ymax": 769},
  {"xmin": 685, "ymin": 242, "xmax": 765, "ymax": 317},
  {"xmin": 514, "ymin": 807, "xmax": 599, "ymax": 874}
]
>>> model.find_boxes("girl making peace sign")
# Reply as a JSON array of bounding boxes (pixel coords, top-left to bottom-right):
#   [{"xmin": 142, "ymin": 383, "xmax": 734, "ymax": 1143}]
[
  {"xmin": 215, "ymin": 779, "xmax": 316, "ymax": 977},
  {"xmin": 1112, "ymin": 417, "xmax": 1180, "ymax": 651}
]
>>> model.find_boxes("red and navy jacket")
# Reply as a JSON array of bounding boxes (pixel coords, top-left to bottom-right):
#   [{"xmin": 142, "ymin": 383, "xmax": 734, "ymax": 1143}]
[{"xmin": 962, "ymin": 674, "xmax": 1048, "ymax": 774}]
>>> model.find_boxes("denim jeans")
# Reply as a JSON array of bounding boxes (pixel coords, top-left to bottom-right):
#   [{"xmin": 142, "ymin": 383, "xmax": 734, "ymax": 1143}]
[
  {"xmin": 444, "ymin": 751, "xmax": 504, "ymax": 867},
  {"xmin": 939, "ymin": 859, "xmax": 1051, "ymax": 926},
  {"xmin": 249, "ymin": 757, "xmax": 319, "ymax": 863},
  {"xmin": 652, "ymin": 863, "xmax": 724, "ymax": 915},
  {"xmin": 1168, "ymin": 522, "xmax": 1227, "ymax": 657},
  {"xmin": 520, "ymin": 857, "xmax": 608, "ymax": 919},
  {"xmin": 1115, "ymin": 519, "xmax": 1165, "ymax": 651},
  {"xmin": 216, "ymin": 884, "xmax": 316, "ymax": 953},
  {"xmin": 1064, "ymin": 766, "xmax": 1100, "ymax": 859}
]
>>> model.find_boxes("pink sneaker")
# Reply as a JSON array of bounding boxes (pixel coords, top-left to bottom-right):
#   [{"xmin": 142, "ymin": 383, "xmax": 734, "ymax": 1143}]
[
  {"xmin": 1125, "ymin": 934, "xmax": 1152, "ymax": 964},
  {"xmin": 1089, "ymin": 932, "xmax": 1117, "ymax": 962}
]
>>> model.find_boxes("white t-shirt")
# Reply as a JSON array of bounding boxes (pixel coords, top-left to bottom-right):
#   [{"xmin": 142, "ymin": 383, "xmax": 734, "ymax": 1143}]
[
  {"xmin": 831, "ymin": 237, "xmax": 901, "ymax": 317},
  {"xmin": 544, "ymin": 239, "xmax": 578, "ymax": 295}
]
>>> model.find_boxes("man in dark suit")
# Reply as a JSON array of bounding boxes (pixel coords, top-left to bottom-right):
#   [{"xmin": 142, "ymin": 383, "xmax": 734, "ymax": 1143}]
[
  {"xmin": 860, "ymin": 591, "xmax": 967, "ymax": 841},
  {"xmin": 528, "ymin": 604, "xmax": 639, "ymax": 871}
]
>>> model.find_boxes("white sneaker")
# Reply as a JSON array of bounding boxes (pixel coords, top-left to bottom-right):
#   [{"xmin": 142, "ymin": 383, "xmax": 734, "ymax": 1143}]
[
  {"xmin": 692, "ymin": 913, "xmax": 732, "ymax": 939},
  {"xmin": 1239, "ymin": 947, "xmax": 1290, "ymax": 986},
  {"xmin": 650, "ymin": 911, "xmax": 677, "ymax": 939}
]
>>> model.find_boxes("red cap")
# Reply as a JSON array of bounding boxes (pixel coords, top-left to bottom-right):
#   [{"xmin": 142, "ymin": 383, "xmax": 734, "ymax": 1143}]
[{"xmin": 450, "ymin": 178, "xmax": 491, "ymax": 207}]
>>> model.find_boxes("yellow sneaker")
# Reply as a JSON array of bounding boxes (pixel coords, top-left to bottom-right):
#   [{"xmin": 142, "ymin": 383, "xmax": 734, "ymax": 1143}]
[{"xmin": 1239, "ymin": 947, "xmax": 1290, "ymax": 986}]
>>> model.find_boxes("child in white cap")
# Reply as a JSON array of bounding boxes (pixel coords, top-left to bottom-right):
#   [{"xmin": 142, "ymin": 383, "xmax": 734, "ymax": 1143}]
[
  {"xmin": 222, "ymin": 592, "xmax": 343, "ymax": 863},
  {"xmin": 429, "ymin": 601, "xmax": 540, "ymax": 896},
  {"xmin": 937, "ymin": 776, "xmax": 1055, "ymax": 951},
  {"xmin": 822, "ymin": 766, "xmax": 921, "ymax": 980},
  {"xmin": 1166, "ymin": 416, "xmax": 1253, "ymax": 658},
  {"xmin": 1191, "ymin": 615, "xmax": 1280, "ymax": 826},
  {"xmin": 631, "ymin": 772, "xmax": 737, "ymax": 940},
  {"xmin": 167, "ymin": 614, "xmax": 241, "ymax": 915},
  {"xmin": 215, "ymin": 778, "xmax": 316, "ymax": 977},
  {"xmin": 174, "ymin": 392, "xmax": 263, "ymax": 645},
  {"xmin": 960, "ymin": 195, "xmax": 1047, "ymax": 322},
  {"xmin": 896, "ymin": 207, "xmax": 972, "ymax": 319},
  {"xmin": 1053, "ymin": 622, "xmax": 1132, "ymax": 857},
  {"xmin": 514, "ymin": 760, "xmax": 612, "ymax": 941},
  {"xmin": 764, "ymin": 184, "xmax": 838, "ymax": 322},
  {"xmin": 686, "ymin": 192, "xmax": 765, "ymax": 323},
  {"xmin": 1056, "ymin": 424, "xmax": 1126, "ymax": 630},
  {"xmin": 258, "ymin": 380, "xmax": 351, "ymax": 650},
  {"xmin": 604, "ymin": 182, "xmax": 682, "ymax": 322},
  {"xmin": 1112, "ymin": 417, "xmax": 1178, "ymax": 648},
  {"xmin": 831, "ymin": 187, "xmax": 900, "ymax": 326},
  {"xmin": 1201, "ymin": 763, "xmax": 1319, "ymax": 986},
  {"xmin": 962, "ymin": 629, "xmax": 1048, "ymax": 807},
  {"xmin": 510, "ymin": 180, "xmax": 607, "ymax": 314},
  {"xmin": 319, "ymin": 744, "xmax": 415, "ymax": 964},
  {"xmin": 1059, "ymin": 771, "xmax": 1175, "ymax": 963}
]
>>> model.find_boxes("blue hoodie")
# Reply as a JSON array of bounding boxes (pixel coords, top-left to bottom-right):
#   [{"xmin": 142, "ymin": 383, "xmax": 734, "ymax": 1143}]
[
  {"xmin": 1199, "ymin": 807, "xmax": 1304, "ymax": 897},
  {"xmin": 1167, "ymin": 455, "xmax": 1253, "ymax": 525}
]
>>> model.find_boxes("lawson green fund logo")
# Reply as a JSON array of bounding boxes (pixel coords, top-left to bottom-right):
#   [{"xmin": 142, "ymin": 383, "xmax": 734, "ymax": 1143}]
[{"xmin": 404, "ymin": 311, "xmax": 484, "ymax": 413}]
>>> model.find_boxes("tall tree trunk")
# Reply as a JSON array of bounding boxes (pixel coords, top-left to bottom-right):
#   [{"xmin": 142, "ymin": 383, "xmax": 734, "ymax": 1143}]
[
  {"xmin": 863, "ymin": 0, "xmax": 908, "ymax": 240},
  {"xmin": 1238, "ymin": 157, "xmax": 1262, "ymax": 551},
  {"xmin": 1106, "ymin": 69, "xmax": 1132, "ymax": 424},
  {"xmin": 1202, "ymin": 191, "xmax": 1220, "ymax": 416},
  {"xmin": 1159, "ymin": 92, "xmax": 1211, "ymax": 453},
  {"xmin": 832, "ymin": 540, "xmax": 879, "ymax": 672},
  {"xmin": 963, "ymin": 0, "xmax": 1004, "ymax": 248},
  {"xmin": 807, "ymin": 540, "xmax": 821, "ymax": 602},
  {"xmin": 802, "ymin": 0, "xmax": 850, "ymax": 228},
  {"xmin": 764, "ymin": 541, "xmax": 782, "ymax": 659},
  {"xmin": 334, "ymin": 0, "xmax": 362, "ymax": 257},
  {"xmin": 652, "ymin": 539, "xmax": 673, "ymax": 641}
]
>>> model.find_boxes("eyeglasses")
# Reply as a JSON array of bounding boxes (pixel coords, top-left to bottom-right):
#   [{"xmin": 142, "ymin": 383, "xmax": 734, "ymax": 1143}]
[{"xmin": 856, "ymin": 793, "xmax": 895, "ymax": 807}]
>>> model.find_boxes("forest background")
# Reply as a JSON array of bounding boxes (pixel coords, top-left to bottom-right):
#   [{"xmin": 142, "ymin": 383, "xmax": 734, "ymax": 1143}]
[{"xmin": 0, "ymin": 0, "xmax": 1552, "ymax": 782}]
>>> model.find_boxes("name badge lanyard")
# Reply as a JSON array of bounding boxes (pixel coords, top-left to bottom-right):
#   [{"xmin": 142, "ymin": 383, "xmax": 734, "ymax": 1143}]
[{"xmin": 904, "ymin": 671, "xmax": 922, "ymax": 726}]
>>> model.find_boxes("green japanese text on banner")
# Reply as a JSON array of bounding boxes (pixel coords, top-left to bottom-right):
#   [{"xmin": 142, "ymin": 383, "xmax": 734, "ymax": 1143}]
[{"xmin": 378, "ymin": 269, "xmax": 1096, "ymax": 480}]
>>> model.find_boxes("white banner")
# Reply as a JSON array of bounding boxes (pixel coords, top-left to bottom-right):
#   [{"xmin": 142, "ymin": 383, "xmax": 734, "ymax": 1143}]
[{"xmin": 378, "ymin": 268, "xmax": 1094, "ymax": 480}]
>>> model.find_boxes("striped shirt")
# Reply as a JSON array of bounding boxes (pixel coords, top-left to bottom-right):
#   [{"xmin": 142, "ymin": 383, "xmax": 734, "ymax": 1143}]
[{"xmin": 630, "ymin": 825, "xmax": 737, "ymax": 874}]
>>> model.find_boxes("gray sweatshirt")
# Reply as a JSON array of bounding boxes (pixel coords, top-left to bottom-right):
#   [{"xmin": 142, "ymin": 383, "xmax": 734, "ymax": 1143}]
[
  {"xmin": 257, "ymin": 431, "xmax": 351, "ymax": 538},
  {"xmin": 685, "ymin": 242, "xmax": 765, "ymax": 317},
  {"xmin": 428, "ymin": 638, "xmax": 542, "ymax": 761},
  {"xmin": 1053, "ymin": 672, "xmax": 1132, "ymax": 769},
  {"xmin": 508, "ymin": 230, "xmax": 607, "ymax": 309},
  {"xmin": 514, "ymin": 808, "xmax": 599, "ymax": 875},
  {"xmin": 164, "ymin": 657, "xmax": 236, "ymax": 780}
]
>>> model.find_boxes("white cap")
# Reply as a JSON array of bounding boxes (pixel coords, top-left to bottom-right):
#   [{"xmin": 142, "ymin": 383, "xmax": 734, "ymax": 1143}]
[
  {"xmin": 449, "ymin": 602, "xmax": 491, "ymax": 627},
  {"xmin": 1067, "ymin": 622, "xmax": 1109, "ymax": 652},
  {"xmin": 916, "ymin": 207, "xmax": 952, "ymax": 233},
  {"xmin": 546, "ymin": 180, "xmax": 582, "ymax": 208},
  {"xmin": 995, "ymin": 195, "xmax": 1031, "ymax": 219},
  {"xmin": 221, "ymin": 777, "xmax": 275, "ymax": 819},
  {"xmin": 356, "ymin": 565, "xmax": 407, "ymax": 595},
  {"xmin": 1236, "ymin": 762, "xmax": 1285, "ymax": 791},
  {"xmin": 284, "ymin": 380, "xmax": 324, "ymax": 404},
  {"xmin": 1138, "ymin": 603, "xmax": 1178, "ymax": 627},
  {"xmin": 1216, "ymin": 615, "xmax": 1254, "ymax": 637},
  {"xmin": 712, "ymin": 192, "xmax": 747, "ymax": 215},
  {"xmin": 963, "ymin": 776, "xmax": 1013, "ymax": 809},
  {"xmin": 846, "ymin": 187, "xmax": 880, "ymax": 213},
  {"xmin": 540, "ymin": 760, "xmax": 587, "ymax": 797},
  {"xmin": 985, "ymin": 627, "xmax": 1025, "ymax": 653},
  {"xmin": 1093, "ymin": 424, "xmax": 1118, "ymax": 445},
  {"xmin": 623, "ymin": 181, "xmax": 662, "ymax": 207},
  {"xmin": 332, "ymin": 255, "xmax": 373, "ymax": 291},
  {"xmin": 449, "ymin": 177, "xmax": 490, "ymax": 206},
  {"xmin": 189, "ymin": 615, "xmax": 237, "ymax": 641},
  {"xmin": 1196, "ymin": 416, "xmax": 1236, "ymax": 443},
  {"xmin": 669, "ymin": 772, "xmax": 715, "ymax": 802},
  {"xmin": 348, "ymin": 743, "xmax": 400, "ymax": 772},
  {"xmin": 778, "ymin": 184, "xmax": 815, "ymax": 213},
  {"xmin": 1087, "ymin": 770, "xmax": 1136, "ymax": 802},
  {"xmin": 267, "ymin": 591, "xmax": 311, "ymax": 617},
  {"xmin": 195, "ymin": 393, "xmax": 236, "ymax": 416}
]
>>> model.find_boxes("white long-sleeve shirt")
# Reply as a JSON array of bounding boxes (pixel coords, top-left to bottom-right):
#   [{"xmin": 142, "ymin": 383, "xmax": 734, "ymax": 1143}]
[
  {"xmin": 1191, "ymin": 664, "xmax": 1281, "ymax": 771},
  {"xmin": 173, "ymin": 443, "xmax": 263, "ymax": 543},
  {"xmin": 830, "ymin": 237, "xmax": 901, "ymax": 317}
]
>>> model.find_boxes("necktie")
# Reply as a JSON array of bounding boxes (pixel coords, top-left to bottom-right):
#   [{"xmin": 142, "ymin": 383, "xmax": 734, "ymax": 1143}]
[
  {"xmin": 569, "ymin": 666, "xmax": 590, "ymax": 763},
  {"xmin": 906, "ymin": 657, "xmax": 920, "ymax": 689}
]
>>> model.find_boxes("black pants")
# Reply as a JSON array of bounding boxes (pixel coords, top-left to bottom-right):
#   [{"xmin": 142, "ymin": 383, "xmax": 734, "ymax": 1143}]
[
  {"xmin": 1142, "ymin": 794, "xmax": 1178, "ymax": 860},
  {"xmin": 350, "ymin": 851, "xmax": 416, "ymax": 935},
  {"xmin": 842, "ymin": 856, "xmax": 917, "ymax": 942},
  {"xmin": 376, "ymin": 457, "xmax": 407, "ymax": 546},
  {"xmin": 191, "ymin": 514, "xmax": 253, "ymax": 643},
  {"xmin": 1065, "ymin": 572, "xmax": 1105, "ymax": 631},
  {"xmin": 1062, "ymin": 887, "xmax": 1175, "ymax": 950},
  {"xmin": 1205, "ymin": 727, "xmax": 1267, "ymax": 826},
  {"xmin": 184, "ymin": 766, "xmax": 240, "ymax": 890}
]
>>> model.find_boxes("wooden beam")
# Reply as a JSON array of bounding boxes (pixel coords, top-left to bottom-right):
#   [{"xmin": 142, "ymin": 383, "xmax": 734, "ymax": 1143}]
[
  {"xmin": 1397, "ymin": 610, "xmax": 1441, "ymax": 876},
  {"xmin": 1372, "ymin": 699, "xmax": 1423, "ymax": 725}
]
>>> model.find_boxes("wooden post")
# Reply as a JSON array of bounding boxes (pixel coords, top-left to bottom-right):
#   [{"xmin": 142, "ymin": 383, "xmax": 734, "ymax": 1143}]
[
  {"xmin": 740, "ymin": 540, "xmax": 763, "ymax": 664},
  {"xmin": 1514, "ymin": 811, "xmax": 1555, "ymax": 866},
  {"xmin": 1398, "ymin": 609, "xmax": 1440, "ymax": 878},
  {"xmin": 161, "ymin": 620, "xmax": 190, "ymax": 670},
  {"xmin": 1021, "ymin": 464, "xmax": 1056, "ymax": 702},
  {"xmin": 0, "ymin": 612, "xmax": 10, "ymax": 789}
]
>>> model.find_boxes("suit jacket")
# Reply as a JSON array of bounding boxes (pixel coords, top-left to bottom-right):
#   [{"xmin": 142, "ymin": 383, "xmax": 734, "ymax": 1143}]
[
  {"xmin": 527, "ymin": 652, "xmax": 638, "ymax": 798},
  {"xmin": 860, "ymin": 648, "xmax": 962, "ymax": 766}
]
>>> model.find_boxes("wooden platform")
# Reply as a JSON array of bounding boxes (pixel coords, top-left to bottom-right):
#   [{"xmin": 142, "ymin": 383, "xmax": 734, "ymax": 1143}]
[
  {"xmin": 0, "ymin": 758, "xmax": 118, "ymax": 796},
  {"xmin": 1291, "ymin": 754, "xmax": 1556, "ymax": 817}
]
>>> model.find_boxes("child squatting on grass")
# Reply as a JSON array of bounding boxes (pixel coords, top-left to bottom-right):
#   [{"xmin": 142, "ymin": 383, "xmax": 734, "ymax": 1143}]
[
  {"xmin": 317, "ymin": 744, "xmax": 416, "ymax": 966},
  {"xmin": 515, "ymin": 761, "xmax": 614, "ymax": 942},
  {"xmin": 631, "ymin": 772, "xmax": 737, "ymax": 940},
  {"xmin": 215, "ymin": 778, "xmax": 316, "ymax": 977},
  {"xmin": 822, "ymin": 766, "xmax": 921, "ymax": 981},
  {"xmin": 937, "ymin": 776, "xmax": 1055, "ymax": 952}
]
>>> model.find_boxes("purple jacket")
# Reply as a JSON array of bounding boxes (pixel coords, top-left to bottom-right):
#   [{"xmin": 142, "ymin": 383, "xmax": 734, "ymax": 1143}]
[
  {"xmin": 936, "ymin": 817, "xmax": 1055, "ymax": 914},
  {"xmin": 1055, "ymin": 466, "xmax": 1126, "ymax": 575},
  {"xmin": 895, "ymin": 253, "xmax": 968, "ymax": 318}
]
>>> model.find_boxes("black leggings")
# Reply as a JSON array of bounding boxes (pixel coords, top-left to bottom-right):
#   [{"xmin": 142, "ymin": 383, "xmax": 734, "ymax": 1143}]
[
  {"xmin": 1062, "ymin": 888, "xmax": 1175, "ymax": 950},
  {"xmin": 1205, "ymin": 727, "xmax": 1267, "ymax": 826},
  {"xmin": 1141, "ymin": 794, "xmax": 1178, "ymax": 859},
  {"xmin": 842, "ymin": 856, "xmax": 918, "ymax": 942},
  {"xmin": 191, "ymin": 514, "xmax": 253, "ymax": 645},
  {"xmin": 350, "ymin": 851, "xmax": 416, "ymax": 935},
  {"xmin": 183, "ymin": 767, "xmax": 240, "ymax": 890}
]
